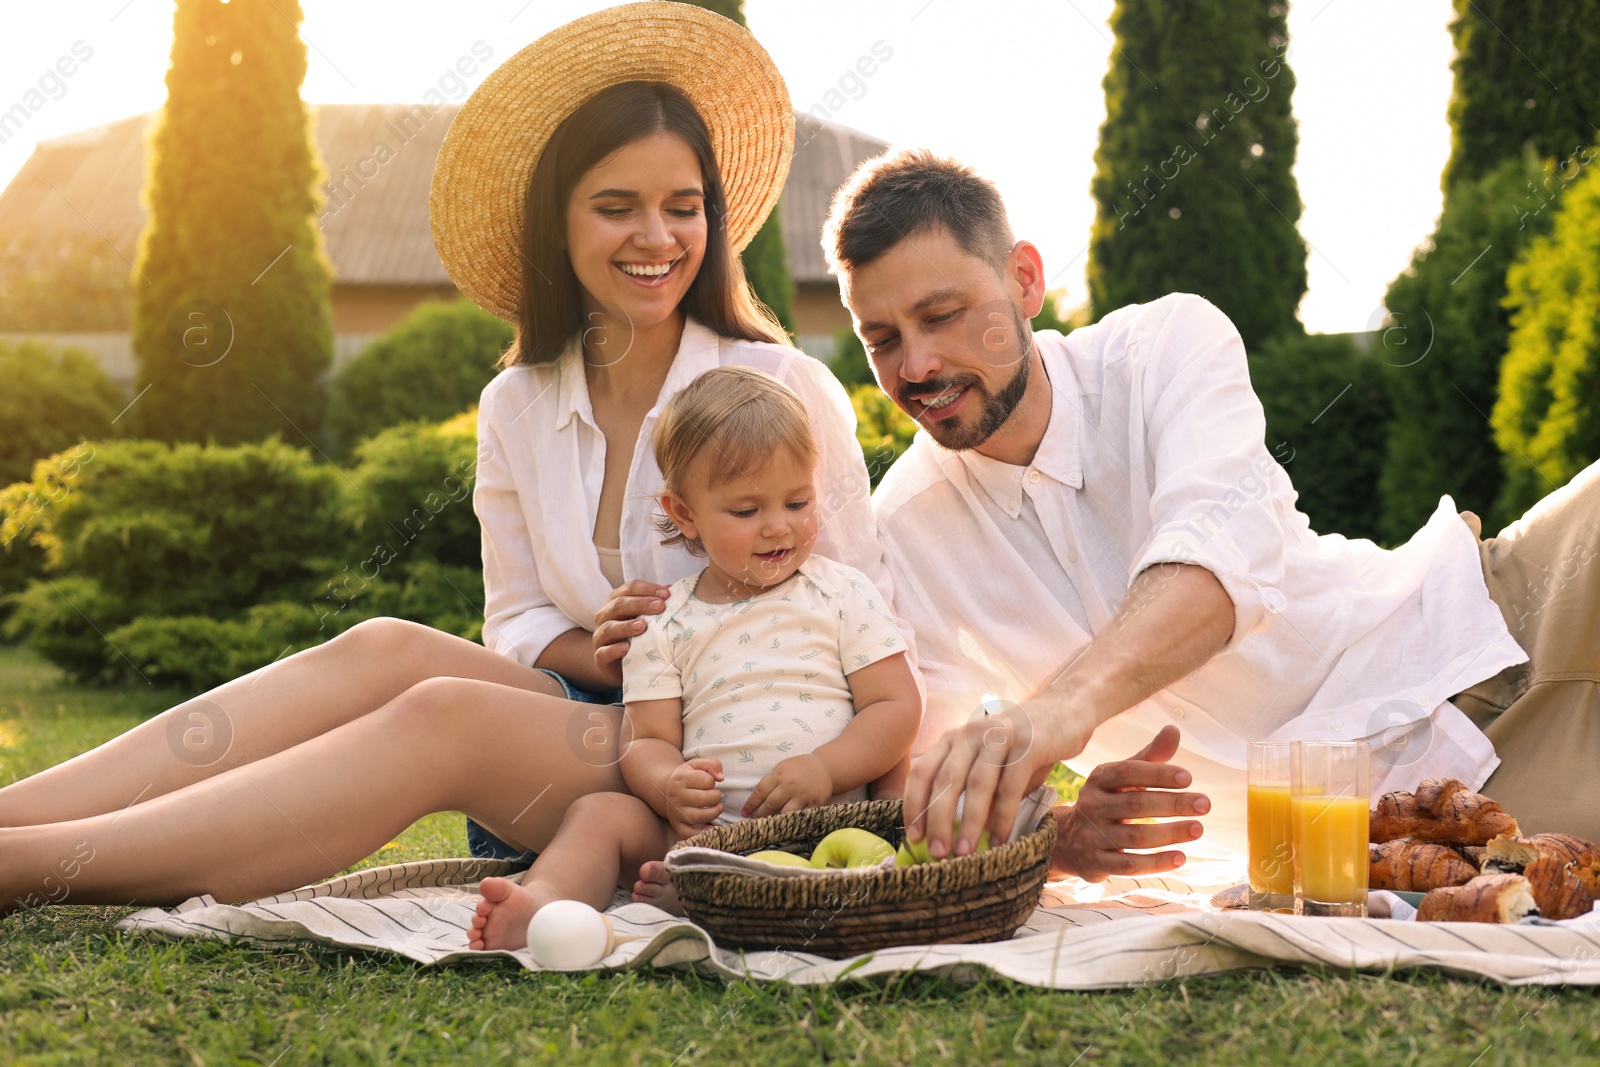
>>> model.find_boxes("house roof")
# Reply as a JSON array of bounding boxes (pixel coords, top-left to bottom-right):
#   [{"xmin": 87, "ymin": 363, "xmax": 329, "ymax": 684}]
[{"xmin": 0, "ymin": 104, "xmax": 887, "ymax": 288}]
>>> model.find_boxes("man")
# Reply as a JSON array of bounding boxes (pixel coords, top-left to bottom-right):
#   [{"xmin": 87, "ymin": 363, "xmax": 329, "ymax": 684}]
[{"xmin": 823, "ymin": 148, "xmax": 1600, "ymax": 881}]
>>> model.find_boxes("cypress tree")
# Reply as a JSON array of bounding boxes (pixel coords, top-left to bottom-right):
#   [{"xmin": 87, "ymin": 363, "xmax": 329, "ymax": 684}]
[
  {"xmin": 1441, "ymin": 0, "xmax": 1600, "ymax": 190},
  {"xmin": 130, "ymin": 0, "xmax": 333, "ymax": 444},
  {"xmin": 681, "ymin": 0, "xmax": 795, "ymax": 332},
  {"xmin": 1492, "ymin": 154, "xmax": 1600, "ymax": 519},
  {"xmin": 1376, "ymin": 152, "xmax": 1560, "ymax": 541},
  {"xmin": 1087, "ymin": 1, "xmax": 1306, "ymax": 350}
]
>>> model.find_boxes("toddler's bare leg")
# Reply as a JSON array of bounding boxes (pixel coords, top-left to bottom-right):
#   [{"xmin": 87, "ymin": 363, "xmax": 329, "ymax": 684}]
[
  {"xmin": 0, "ymin": 676, "xmax": 620, "ymax": 911},
  {"xmin": 0, "ymin": 619, "xmax": 562, "ymax": 827},
  {"xmin": 469, "ymin": 794, "xmax": 672, "ymax": 951}
]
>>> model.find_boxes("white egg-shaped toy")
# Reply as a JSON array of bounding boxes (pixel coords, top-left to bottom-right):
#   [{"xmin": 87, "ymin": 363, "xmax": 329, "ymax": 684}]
[{"xmin": 525, "ymin": 900, "xmax": 613, "ymax": 969}]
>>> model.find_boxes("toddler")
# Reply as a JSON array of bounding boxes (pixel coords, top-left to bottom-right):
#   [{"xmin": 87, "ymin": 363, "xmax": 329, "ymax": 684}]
[{"xmin": 470, "ymin": 366, "xmax": 921, "ymax": 951}]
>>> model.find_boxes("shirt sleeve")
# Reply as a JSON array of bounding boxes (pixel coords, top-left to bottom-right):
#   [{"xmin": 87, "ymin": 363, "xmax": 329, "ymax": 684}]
[
  {"xmin": 474, "ymin": 393, "xmax": 581, "ymax": 666},
  {"xmin": 831, "ymin": 563, "xmax": 909, "ymax": 676},
  {"xmin": 1127, "ymin": 295, "xmax": 1289, "ymax": 652},
  {"xmin": 620, "ymin": 604, "xmax": 682, "ymax": 703}
]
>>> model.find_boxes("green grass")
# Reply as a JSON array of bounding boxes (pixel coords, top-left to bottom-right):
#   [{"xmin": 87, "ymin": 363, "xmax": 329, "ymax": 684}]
[{"xmin": 4, "ymin": 644, "xmax": 1600, "ymax": 1065}]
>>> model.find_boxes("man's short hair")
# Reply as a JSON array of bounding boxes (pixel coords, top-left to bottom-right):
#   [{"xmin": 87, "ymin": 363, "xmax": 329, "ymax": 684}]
[{"xmin": 823, "ymin": 148, "xmax": 1016, "ymax": 277}]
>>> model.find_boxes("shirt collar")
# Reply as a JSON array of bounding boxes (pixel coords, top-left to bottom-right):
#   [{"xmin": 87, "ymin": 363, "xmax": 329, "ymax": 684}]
[
  {"xmin": 950, "ymin": 336, "xmax": 1084, "ymax": 518},
  {"xmin": 555, "ymin": 317, "xmax": 721, "ymax": 431}
]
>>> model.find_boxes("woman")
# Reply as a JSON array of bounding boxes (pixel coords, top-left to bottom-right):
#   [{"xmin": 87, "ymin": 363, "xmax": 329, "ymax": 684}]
[{"xmin": 0, "ymin": 2, "xmax": 894, "ymax": 911}]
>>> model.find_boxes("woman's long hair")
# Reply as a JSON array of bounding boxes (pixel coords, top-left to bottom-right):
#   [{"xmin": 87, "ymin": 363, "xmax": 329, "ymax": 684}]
[{"xmin": 506, "ymin": 81, "xmax": 788, "ymax": 367}]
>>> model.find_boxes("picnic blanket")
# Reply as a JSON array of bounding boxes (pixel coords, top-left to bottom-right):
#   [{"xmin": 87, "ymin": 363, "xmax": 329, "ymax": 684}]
[{"xmin": 113, "ymin": 855, "xmax": 1600, "ymax": 988}]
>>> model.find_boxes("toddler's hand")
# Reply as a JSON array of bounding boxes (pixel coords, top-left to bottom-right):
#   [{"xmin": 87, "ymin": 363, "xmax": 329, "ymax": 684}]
[
  {"xmin": 665, "ymin": 757, "xmax": 724, "ymax": 838},
  {"xmin": 744, "ymin": 754, "xmax": 833, "ymax": 819}
]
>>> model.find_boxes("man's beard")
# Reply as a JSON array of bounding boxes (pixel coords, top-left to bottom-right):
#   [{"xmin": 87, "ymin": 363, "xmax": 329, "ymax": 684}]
[{"xmin": 899, "ymin": 305, "xmax": 1033, "ymax": 452}]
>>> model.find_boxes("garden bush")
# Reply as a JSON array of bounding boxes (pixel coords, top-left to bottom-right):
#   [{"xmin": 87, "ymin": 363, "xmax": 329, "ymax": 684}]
[
  {"xmin": 0, "ymin": 339, "xmax": 125, "ymax": 488},
  {"xmin": 326, "ymin": 299, "xmax": 511, "ymax": 454},
  {"xmin": 1, "ymin": 438, "xmax": 346, "ymax": 680},
  {"xmin": 852, "ymin": 384, "xmax": 918, "ymax": 487},
  {"xmin": 339, "ymin": 409, "xmax": 481, "ymax": 569},
  {"xmin": 1248, "ymin": 331, "xmax": 1393, "ymax": 543}
]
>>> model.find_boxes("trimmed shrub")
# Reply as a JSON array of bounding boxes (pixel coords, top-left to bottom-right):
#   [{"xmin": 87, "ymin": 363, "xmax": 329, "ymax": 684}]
[
  {"xmin": 339, "ymin": 409, "xmax": 480, "ymax": 569},
  {"xmin": 1, "ymin": 438, "xmax": 345, "ymax": 680},
  {"xmin": 0, "ymin": 340, "xmax": 125, "ymax": 488},
  {"xmin": 1249, "ymin": 332, "xmax": 1393, "ymax": 542},
  {"xmin": 327, "ymin": 299, "xmax": 512, "ymax": 453}
]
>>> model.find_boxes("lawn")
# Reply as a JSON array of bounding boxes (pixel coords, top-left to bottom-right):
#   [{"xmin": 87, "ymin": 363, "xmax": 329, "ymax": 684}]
[{"xmin": 3, "ymin": 643, "xmax": 1600, "ymax": 1066}]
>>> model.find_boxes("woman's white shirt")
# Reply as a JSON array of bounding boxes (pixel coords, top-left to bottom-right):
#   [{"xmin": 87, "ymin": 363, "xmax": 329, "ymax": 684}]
[{"xmin": 474, "ymin": 318, "xmax": 893, "ymax": 670}]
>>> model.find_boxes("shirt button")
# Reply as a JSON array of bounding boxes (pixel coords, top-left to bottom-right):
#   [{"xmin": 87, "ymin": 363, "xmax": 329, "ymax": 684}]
[
  {"xmin": 1067, "ymin": 548, "xmax": 1078, "ymax": 563},
  {"xmin": 1066, "ymin": 471, "xmax": 1083, "ymax": 487},
  {"xmin": 1332, "ymin": 720, "xmax": 1345, "ymax": 732},
  {"xmin": 1170, "ymin": 707, "xmax": 1185, "ymax": 720},
  {"xmin": 1027, "ymin": 469, "xmax": 1041, "ymax": 484}
]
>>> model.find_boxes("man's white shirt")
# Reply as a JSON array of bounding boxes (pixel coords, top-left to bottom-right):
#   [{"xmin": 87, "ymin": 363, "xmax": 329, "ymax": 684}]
[{"xmin": 873, "ymin": 293, "xmax": 1528, "ymax": 856}]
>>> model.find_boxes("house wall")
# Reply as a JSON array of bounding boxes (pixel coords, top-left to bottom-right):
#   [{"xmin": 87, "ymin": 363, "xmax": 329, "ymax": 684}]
[
  {"xmin": 793, "ymin": 281, "xmax": 853, "ymax": 362},
  {"xmin": 333, "ymin": 283, "xmax": 464, "ymax": 334}
]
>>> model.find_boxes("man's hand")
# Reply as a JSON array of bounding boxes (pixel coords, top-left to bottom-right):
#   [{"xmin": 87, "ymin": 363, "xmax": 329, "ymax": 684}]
[
  {"xmin": 664, "ymin": 757, "xmax": 724, "ymax": 838},
  {"xmin": 743, "ymin": 753, "xmax": 834, "ymax": 818},
  {"xmin": 904, "ymin": 697, "xmax": 1093, "ymax": 860},
  {"xmin": 592, "ymin": 579, "xmax": 671, "ymax": 687},
  {"xmin": 1052, "ymin": 725, "xmax": 1211, "ymax": 882}
]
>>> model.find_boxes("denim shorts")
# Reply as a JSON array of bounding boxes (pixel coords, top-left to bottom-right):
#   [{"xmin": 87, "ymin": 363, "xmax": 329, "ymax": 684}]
[{"xmin": 464, "ymin": 668, "xmax": 625, "ymax": 870}]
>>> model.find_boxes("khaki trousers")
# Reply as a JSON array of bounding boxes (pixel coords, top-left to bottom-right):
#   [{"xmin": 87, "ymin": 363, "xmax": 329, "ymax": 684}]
[{"xmin": 1452, "ymin": 461, "xmax": 1600, "ymax": 838}]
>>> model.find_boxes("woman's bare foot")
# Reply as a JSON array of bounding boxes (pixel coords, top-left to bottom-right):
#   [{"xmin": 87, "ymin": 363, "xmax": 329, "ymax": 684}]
[
  {"xmin": 631, "ymin": 860, "xmax": 683, "ymax": 915},
  {"xmin": 468, "ymin": 876, "xmax": 543, "ymax": 950}
]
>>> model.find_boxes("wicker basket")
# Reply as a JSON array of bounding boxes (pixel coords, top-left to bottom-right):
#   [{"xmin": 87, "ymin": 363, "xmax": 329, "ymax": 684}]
[{"xmin": 668, "ymin": 799, "xmax": 1057, "ymax": 957}]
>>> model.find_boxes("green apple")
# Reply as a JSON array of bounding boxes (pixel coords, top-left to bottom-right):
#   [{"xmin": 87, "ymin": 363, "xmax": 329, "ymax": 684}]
[
  {"xmin": 808, "ymin": 828, "xmax": 896, "ymax": 869},
  {"xmin": 748, "ymin": 849, "xmax": 810, "ymax": 868}
]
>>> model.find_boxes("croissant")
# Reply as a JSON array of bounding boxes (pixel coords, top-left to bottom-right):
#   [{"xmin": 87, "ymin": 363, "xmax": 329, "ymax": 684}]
[
  {"xmin": 1368, "ymin": 838, "xmax": 1477, "ymax": 891},
  {"xmin": 1524, "ymin": 854, "xmax": 1596, "ymax": 921},
  {"xmin": 1370, "ymin": 778, "xmax": 1520, "ymax": 845},
  {"xmin": 1416, "ymin": 873, "xmax": 1538, "ymax": 924},
  {"xmin": 1483, "ymin": 831, "xmax": 1600, "ymax": 875},
  {"xmin": 1573, "ymin": 855, "xmax": 1600, "ymax": 899},
  {"xmin": 1459, "ymin": 846, "xmax": 1485, "ymax": 870}
]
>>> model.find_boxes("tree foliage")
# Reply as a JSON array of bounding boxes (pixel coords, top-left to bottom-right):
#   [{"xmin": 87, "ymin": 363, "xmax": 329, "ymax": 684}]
[
  {"xmin": 1442, "ymin": 0, "xmax": 1600, "ymax": 190},
  {"xmin": 1492, "ymin": 154, "xmax": 1600, "ymax": 517},
  {"xmin": 678, "ymin": 0, "xmax": 795, "ymax": 333},
  {"xmin": 1248, "ymin": 332, "xmax": 1392, "ymax": 543},
  {"xmin": 326, "ymin": 299, "xmax": 511, "ymax": 454},
  {"xmin": 1377, "ymin": 152, "xmax": 1560, "ymax": 540},
  {"xmin": 0, "ymin": 222, "xmax": 133, "ymax": 331},
  {"xmin": 129, "ymin": 0, "xmax": 334, "ymax": 444},
  {"xmin": 1088, "ymin": 0, "xmax": 1306, "ymax": 350}
]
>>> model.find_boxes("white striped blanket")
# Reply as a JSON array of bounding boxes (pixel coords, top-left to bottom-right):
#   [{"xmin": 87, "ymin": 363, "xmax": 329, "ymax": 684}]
[{"xmin": 112, "ymin": 856, "xmax": 1600, "ymax": 988}]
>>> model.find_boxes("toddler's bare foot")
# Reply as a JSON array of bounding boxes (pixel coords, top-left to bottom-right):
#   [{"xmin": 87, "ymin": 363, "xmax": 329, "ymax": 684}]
[
  {"xmin": 631, "ymin": 860, "xmax": 683, "ymax": 915},
  {"xmin": 469, "ymin": 876, "xmax": 542, "ymax": 950}
]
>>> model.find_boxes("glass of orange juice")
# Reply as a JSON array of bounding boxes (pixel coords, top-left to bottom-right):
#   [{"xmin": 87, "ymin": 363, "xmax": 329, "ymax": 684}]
[
  {"xmin": 1247, "ymin": 741, "xmax": 1295, "ymax": 911},
  {"xmin": 1291, "ymin": 740, "xmax": 1369, "ymax": 917}
]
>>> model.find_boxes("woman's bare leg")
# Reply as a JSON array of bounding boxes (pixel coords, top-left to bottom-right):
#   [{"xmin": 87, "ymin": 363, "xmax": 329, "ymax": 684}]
[
  {"xmin": 0, "ymin": 675, "xmax": 619, "ymax": 910},
  {"xmin": 468, "ymin": 793, "xmax": 673, "ymax": 950},
  {"xmin": 0, "ymin": 618, "xmax": 563, "ymax": 827}
]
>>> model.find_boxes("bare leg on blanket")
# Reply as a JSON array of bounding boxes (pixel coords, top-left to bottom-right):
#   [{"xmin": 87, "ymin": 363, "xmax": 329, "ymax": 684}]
[
  {"xmin": 0, "ymin": 619, "xmax": 563, "ymax": 827},
  {"xmin": 0, "ymin": 677, "xmax": 621, "ymax": 913},
  {"xmin": 468, "ymin": 793, "xmax": 673, "ymax": 951}
]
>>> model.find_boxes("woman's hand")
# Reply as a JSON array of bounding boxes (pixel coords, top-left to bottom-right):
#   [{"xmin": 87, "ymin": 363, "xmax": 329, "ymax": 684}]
[
  {"xmin": 664, "ymin": 756, "xmax": 723, "ymax": 838},
  {"xmin": 1052, "ymin": 725, "xmax": 1211, "ymax": 882},
  {"xmin": 744, "ymin": 754, "xmax": 834, "ymax": 818},
  {"xmin": 592, "ymin": 579, "xmax": 671, "ymax": 687}
]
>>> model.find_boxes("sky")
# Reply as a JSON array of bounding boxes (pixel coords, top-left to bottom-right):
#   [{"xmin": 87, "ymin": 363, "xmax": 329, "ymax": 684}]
[{"xmin": 0, "ymin": 0, "xmax": 1456, "ymax": 335}]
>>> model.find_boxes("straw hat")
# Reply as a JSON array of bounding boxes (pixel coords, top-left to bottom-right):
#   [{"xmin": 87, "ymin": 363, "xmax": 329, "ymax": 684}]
[{"xmin": 429, "ymin": 1, "xmax": 795, "ymax": 324}]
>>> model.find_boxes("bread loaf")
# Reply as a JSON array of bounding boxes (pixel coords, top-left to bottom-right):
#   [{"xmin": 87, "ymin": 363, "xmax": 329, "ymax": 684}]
[
  {"xmin": 1368, "ymin": 839, "xmax": 1477, "ymax": 891},
  {"xmin": 1416, "ymin": 874, "xmax": 1538, "ymax": 924}
]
